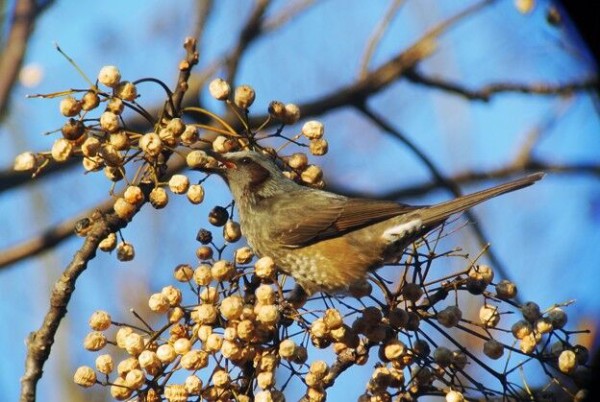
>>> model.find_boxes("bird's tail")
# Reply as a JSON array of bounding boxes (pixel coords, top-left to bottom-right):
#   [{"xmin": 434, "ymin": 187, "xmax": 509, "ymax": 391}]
[{"xmin": 421, "ymin": 172, "xmax": 545, "ymax": 225}]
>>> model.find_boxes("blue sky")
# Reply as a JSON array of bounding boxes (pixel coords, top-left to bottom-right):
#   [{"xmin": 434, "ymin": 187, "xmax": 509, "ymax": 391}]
[{"xmin": 1, "ymin": 0, "xmax": 598, "ymax": 400}]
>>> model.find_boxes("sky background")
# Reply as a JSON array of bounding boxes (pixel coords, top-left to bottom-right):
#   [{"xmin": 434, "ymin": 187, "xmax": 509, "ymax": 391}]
[{"xmin": 1, "ymin": 0, "xmax": 598, "ymax": 400}]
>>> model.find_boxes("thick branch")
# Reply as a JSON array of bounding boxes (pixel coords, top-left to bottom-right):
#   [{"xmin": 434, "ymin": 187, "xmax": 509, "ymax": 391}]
[{"xmin": 19, "ymin": 210, "xmax": 125, "ymax": 402}]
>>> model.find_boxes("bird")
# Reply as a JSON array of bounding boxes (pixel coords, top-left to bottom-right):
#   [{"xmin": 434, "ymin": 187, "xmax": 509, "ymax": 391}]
[{"xmin": 200, "ymin": 150, "xmax": 544, "ymax": 297}]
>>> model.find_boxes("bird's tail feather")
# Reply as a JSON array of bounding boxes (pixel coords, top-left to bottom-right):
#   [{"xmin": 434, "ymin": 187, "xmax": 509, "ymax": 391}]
[{"xmin": 421, "ymin": 172, "xmax": 545, "ymax": 225}]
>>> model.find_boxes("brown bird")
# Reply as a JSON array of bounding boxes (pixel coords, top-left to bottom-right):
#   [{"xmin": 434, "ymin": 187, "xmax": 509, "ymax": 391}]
[{"xmin": 202, "ymin": 151, "xmax": 543, "ymax": 296}]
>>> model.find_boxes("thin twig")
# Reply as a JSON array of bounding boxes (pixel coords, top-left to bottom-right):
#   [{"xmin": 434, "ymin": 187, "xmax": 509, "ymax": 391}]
[{"xmin": 358, "ymin": 0, "xmax": 405, "ymax": 79}]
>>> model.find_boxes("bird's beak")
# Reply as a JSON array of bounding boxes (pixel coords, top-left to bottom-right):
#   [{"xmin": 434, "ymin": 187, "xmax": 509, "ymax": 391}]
[{"xmin": 199, "ymin": 150, "xmax": 236, "ymax": 173}]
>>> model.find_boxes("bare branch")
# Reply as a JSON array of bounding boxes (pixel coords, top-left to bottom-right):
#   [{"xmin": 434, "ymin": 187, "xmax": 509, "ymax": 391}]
[
  {"xmin": 405, "ymin": 68, "xmax": 598, "ymax": 101},
  {"xmin": 19, "ymin": 210, "xmax": 125, "ymax": 402},
  {"xmin": 359, "ymin": 0, "xmax": 405, "ymax": 79},
  {"xmin": 262, "ymin": 0, "xmax": 317, "ymax": 32},
  {"xmin": 0, "ymin": 0, "xmax": 54, "ymax": 118},
  {"xmin": 224, "ymin": 0, "xmax": 271, "ymax": 85}
]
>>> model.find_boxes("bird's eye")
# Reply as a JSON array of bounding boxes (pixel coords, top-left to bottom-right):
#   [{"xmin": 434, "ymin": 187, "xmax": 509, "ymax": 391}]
[{"xmin": 239, "ymin": 157, "xmax": 252, "ymax": 165}]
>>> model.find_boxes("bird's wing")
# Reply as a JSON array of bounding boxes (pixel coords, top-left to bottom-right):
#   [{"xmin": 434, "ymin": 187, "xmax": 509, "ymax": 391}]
[{"xmin": 265, "ymin": 189, "xmax": 420, "ymax": 247}]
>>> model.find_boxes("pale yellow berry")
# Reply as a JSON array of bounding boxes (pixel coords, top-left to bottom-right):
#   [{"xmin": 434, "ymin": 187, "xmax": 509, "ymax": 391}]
[
  {"xmin": 268, "ymin": 101, "xmax": 286, "ymax": 120},
  {"xmin": 168, "ymin": 306, "xmax": 185, "ymax": 323},
  {"xmin": 309, "ymin": 360, "xmax": 329, "ymax": 379},
  {"xmin": 212, "ymin": 369, "xmax": 230, "ymax": 388},
  {"xmin": 115, "ymin": 326, "xmax": 134, "ymax": 348},
  {"xmin": 220, "ymin": 295, "xmax": 244, "ymax": 320},
  {"xmin": 124, "ymin": 332, "xmax": 145, "ymax": 356},
  {"xmin": 257, "ymin": 371, "xmax": 275, "ymax": 389},
  {"xmin": 323, "ymin": 309, "xmax": 343, "ymax": 330},
  {"xmin": 558, "ymin": 349, "xmax": 577, "ymax": 373},
  {"xmin": 212, "ymin": 135, "xmax": 236, "ymax": 153},
  {"xmin": 115, "ymin": 81, "xmax": 137, "ymax": 101},
  {"xmin": 156, "ymin": 343, "xmax": 177, "ymax": 364},
  {"xmin": 221, "ymin": 339, "xmax": 243, "ymax": 359},
  {"xmin": 255, "ymin": 390, "xmax": 274, "ymax": 402},
  {"xmin": 168, "ymin": 174, "xmax": 190, "ymax": 194},
  {"xmin": 237, "ymin": 320, "xmax": 255, "ymax": 341},
  {"xmin": 98, "ymin": 65, "xmax": 121, "ymax": 88},
  {"xmin": 194, "ymin": 304, "xmax": 218, "ymax": 324},
  {"xmin": 59, "ymin": 96, "xmax": 81, "ymax": 117},
  {"xmin": 287, "ymin": 152, "xmax": 308, "ymax": 169},
  {"xmin": 186, "ymin": 150, "xmax": 209, "ymax": 169},
  {"xmin": 83, "ymin": 331, "xmax": 107, "ymax": 351},
  {"xmin": 181, "ymin": 349, "xmax": 209, "ymax": 370},
  {"xmin": 437, "ymin": 306, "xmax": 462, "ymax": 328},
  {"xmin": 282, "ymin": 103, "xmax": 300, "ymax": 124},
  {"xmin": 139, "ymin": 132, "xmax": 163, "ymax": 157},
  {"xmin": 122, "ymin": 186, "xmax": 143, "ymax": 206},
  {"xmin": 254, "ymin": 256, "xmax": 276, "ymax": 279},
  {"xmin": 99, "ymin": 144, "xmax": 123, "ymax": 167},
  {"xmin": 173, "ymin": 263, "xmax": 194, "ymax": 282},
  {"xmin": 81, "ymin": 91, "xmax": 100, "ymax": 111},
  {"xmin": 211, "ymin": 259, "xmax": 235, "ymax": 281},
  {"xmin": 89, "ymin": 310, "xmax": 111, "ymax": 331},
  {"xmin": 173, "ymin": 337, "xmax": 192, "ymax": 355},
  {"xmin": 301, "ymin": 120, "xmax": 324, "ymax": 140},
  {"xmin": 193, "ymin": 264, "xmax": 212, "ymax": 286},
  {"xmin": 73, "ymin": 366, "xmax": 96, "ymax": 387},
  {"xmin": 117, "ymin": 357, "xmax": 140, "ymax": 377},
  {"xmin": 479, "ymin": 304, "xmax": 500, "ymax": 327},
  {"xmin": 138, "ymin": 350, "xmax": 161, "ymax": 375},
  {"xmin": 187, "ymin": 184, "xmax": 205, "ymax": 204},
  {"xmin": 116, "ymin": 241, "xmax": 135, "ymax": 261},
  {"xmin": 445, "ymin": 390, "xmax": 465, "ymax": 402},
  {"xmin": 165, "ymin": 384, "xmax": 188, "ymax": 402},
  {"xmin": 223, "ymin": 220, "xmax": 242, "ymax": 243},
  {"xmin": 383, "ymin": 339, "xmax": 405, "ymax": 361},
  {"xmin": 95, "ymin": 354, "xmax": 114, "ymax": 374},
  {"xmin": 98, "ymin": 232, "xmax": 117, "ymax": 252},
  {"xmin": 310, "ymin": 318, "xmax": 328, "ymax": 338},
  {"xmin": 205, "ymin": 333, "xmax": 223, "ymax": 353},
  {"xmin": 535, "ymin": 317, "xmax": 553, "ymax": 334},
  {"xmin": 483, "ymin": 339, "xmax": 504, "ymax": 359},
  {"xmin": 148, "ymin": 293, "xmax": 170, "ymax": 313},
  {"xmin": 514, "ymin": 0, "xmax": 535, "ymax": 14},
  {"xmin": 161, "ymin": 285, "xmax": 182, "ymax": 306},
  {"xmin": 255, "ymin": 284, "xmax": 276, "ymax": 305},
  {"xmin": 278, "ymin": 338, "xmax": 297, "ymax": 360},
  {"xmin": 235, "ymin": 246, "xmax": 254, "ymax": 264},
  {"xmin": 511, "ymin": 319, "xmax": 533, "ymax": 340},
  {"xmin": 496, "ymin": 279, "xmax": 517, "ymax": 299},
  {"xmin": 208, "ymin": 78, "xmax": 230, "ymax": 100},
  {"xmin": 149, "ymin": 187, "xmax": 168, "ymax": 209},
  {"xmin": 109, "ymin": 131, "xmax": 129, "ymax": 150},
  {"xmin": 100, "ymin": 111, "xmax": 120, "ymax": 133},
  {"xmin": 110, "ymin": 376, "xmax": 132, "ymax": 400},
  {"xmin": 257, "ymin": 304, "xmax": 279, "ymax": 325},
  {"xmin": 81, "ymin": 137, "xmax": 101, "ymax": 157},
  {"xmin": 125, "ymin": 368, "xmax": 145, "ymax": 389},
  {"xmin": 519, "ymin": 333, "xmax": 538, "ymax": 354},
  {"xmin": 106, "ymin": 97, "xmax": 124, "ymax": 114},
  {"xmin": 309, "ymin": 138, "xmax": 328, "ymax": 156},
  {"xmin": 200, "ymin": 286, "xmax": 219, "ymax": 304},
  {"xmin": 185, "ymin": 375, "xmax": 202, "ymax": 395},
  {"xmin": 234, "ymin": 85, "xmax": 256, "ymax": 109},
  {"xmin": 300, "ymin": 165, "xmax": 322, "ymax": 184},
  {"xmin": 180, "ymin": 125, "xmax": 199, "ymax": 145},
  {"xmin": 51, "ymin": 138, "xmax": 73, "ymax": 162},
  {"xmin": 82, "ymin": 155, "xmax": 102, "ymax": 172},
  {"xmin": 13, "ymin": 152, "xmax": 40, "ymax": 172},
  {"xmin": 114, "ymin": 197, "xmax": 136, "ymax": 220}
]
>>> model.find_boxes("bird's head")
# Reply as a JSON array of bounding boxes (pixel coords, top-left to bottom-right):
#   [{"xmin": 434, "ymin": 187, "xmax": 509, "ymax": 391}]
[{"xmin": 202, "ymin": 150, "xmax": 299, "ymax": 204}]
